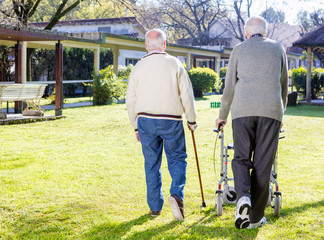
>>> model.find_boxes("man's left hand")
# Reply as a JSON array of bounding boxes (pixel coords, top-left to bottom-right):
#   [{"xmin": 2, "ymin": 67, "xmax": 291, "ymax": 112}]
[{"xmin": 135, "ymin": 132, "xmax": 141, "ymax": 142}]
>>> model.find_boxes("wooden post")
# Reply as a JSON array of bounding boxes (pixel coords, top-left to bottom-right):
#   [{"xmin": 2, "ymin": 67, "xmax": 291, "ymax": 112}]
[
  {"xmin": 113, "ymin": 47, "xmax": 119, "ymax": 76},
  {"xmin": 14, "ymin": 42, "xmax": 22, "ymax": 113},
  {"xmin": 94, "ymin": 47, "xmax": 100, "ymax": 76},
  {"xmin": 21, "ymin": 41, "xmax": 27, "ymax": 84},
  {"xmin": 306, "ymin": 47, "xmax": 312, "ymax": 103},
  {"xmin": 186, "ymin": 52, "xmax": 191, "ymax": 70},
  {"xmin": 55, "ymin": 41, "xmax": 63, "ymax": 116}
]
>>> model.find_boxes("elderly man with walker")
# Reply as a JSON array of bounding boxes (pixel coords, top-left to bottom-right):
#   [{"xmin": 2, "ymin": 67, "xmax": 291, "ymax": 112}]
[
  {"xmin": 126, "ymin": 29, "xmax": 197, "ymax": 221},
  {"xmin": 215, "ymin": 16, "xmax": 288, "ymax": 229}
]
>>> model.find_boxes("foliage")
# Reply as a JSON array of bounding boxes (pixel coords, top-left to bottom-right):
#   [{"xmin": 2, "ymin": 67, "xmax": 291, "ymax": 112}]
[
  {"xmin": 219, "ymin": 66, "xmax": 227, "ymax": 78},
  {"xmin": 261, "ymin": 7, "xmax": 285, "ymax": 23},
  {"xmin": 92, "ymin": 65, "xmax": 127, "ymax": 105},
  {"xmin": 118, "ymin": 64, "xmax": 133, "ymax": 80},
  {"xmin": 291, "ymin": 67, "xmax": 324, "ymax": 99},
  {"xmin": 30, "ymin": 0, "xmax": 131, "ymax": 22},
  {"xmin": 188, "ymin": 67, "xmax": 219, "ymax": 97},
  {"xmin": 297, "ymin": 9, "xmax": 324, "ymax": 36},
  {"xmin": 136, "ymin": 0, "xmax": 225, "ymax": 45},
  {"xmin": 30, "ymin": 48, "xmax": 113, "ymax": 81}
]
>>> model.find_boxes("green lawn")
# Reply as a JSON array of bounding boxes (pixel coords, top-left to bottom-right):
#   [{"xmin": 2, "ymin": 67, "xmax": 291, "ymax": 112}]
[{"xmin": 0, "ymin": 95, "xmax": 323, "ymax": 239}]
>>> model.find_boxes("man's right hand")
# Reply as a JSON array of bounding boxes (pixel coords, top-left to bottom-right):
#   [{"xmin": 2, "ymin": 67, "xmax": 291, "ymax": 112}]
[
  {"xmin": 215, "ymin": 118, "xmax": 227, "ymax": 130},
  {"xmin": 187, "ymin": 123, "xmax": 198, "ymax": 132}
]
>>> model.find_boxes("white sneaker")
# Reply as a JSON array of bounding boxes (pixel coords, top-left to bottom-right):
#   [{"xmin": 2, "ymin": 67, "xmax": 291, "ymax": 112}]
[
  {"xmin": 235, "ymin": 196, "xmax": 251, "ymax": 229},
  {"xmin": 248, "ymin": 217, "xmax": 267, "ymax": 229}
]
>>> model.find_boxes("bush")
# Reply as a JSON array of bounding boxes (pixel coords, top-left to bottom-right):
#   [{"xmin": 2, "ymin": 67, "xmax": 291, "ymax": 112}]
[
  {"xmin": 291, "ymin": 67, "xmax": 324, "ymax": 99},
  {"xmin": 219, "ymin": 67, "xmax": 227, "ymax": 78},
  {"xmin": 218, "ymin": 67, "xmax": 227, "ymax": 93},
  {"xmin": 188, "ymin": 67, "xmax": 219, "ymax": 97},
  {"xmin": 118, "ymin": 64, "xmax": 133, "ymax": 80},
  {"xmin": 92, "ymin": 65, "xmax": 127, "ymax": 105}
]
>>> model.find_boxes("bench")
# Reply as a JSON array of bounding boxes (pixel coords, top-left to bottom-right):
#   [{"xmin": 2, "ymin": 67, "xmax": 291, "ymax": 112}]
[{"xmin": 0, "ymin": 84, "xmax": 47, "ymax": 119}]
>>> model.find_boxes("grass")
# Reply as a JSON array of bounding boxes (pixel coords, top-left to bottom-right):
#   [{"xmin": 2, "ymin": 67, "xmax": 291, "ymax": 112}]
[{"xmin": 0, "ymin": 95, "xmax": 323, "ymax": 239}]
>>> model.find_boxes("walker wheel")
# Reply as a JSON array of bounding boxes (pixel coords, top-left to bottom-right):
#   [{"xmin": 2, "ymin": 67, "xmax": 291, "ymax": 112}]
[
  {"xmin": 224, "ymin": 190, "xmax": 237, "ymax": 204},
  {"xmin": 216, "ymin": 194, "xmax": 223, "ymax": 216},
  {"xmin": 274, "ymin": 195, "xmax": 281, "ymax": 217}
]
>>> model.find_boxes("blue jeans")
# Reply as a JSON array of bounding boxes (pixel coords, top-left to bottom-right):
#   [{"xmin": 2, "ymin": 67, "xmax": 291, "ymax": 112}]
[{"xmin": 138, "ymin": 117, "xmax": 187, "ymax": 211}]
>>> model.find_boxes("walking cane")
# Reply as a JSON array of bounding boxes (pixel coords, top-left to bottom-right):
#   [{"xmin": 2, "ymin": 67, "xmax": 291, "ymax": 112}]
[{"xmin": 191, "ymin": 130, "xmax": 206, "ymax": 208}]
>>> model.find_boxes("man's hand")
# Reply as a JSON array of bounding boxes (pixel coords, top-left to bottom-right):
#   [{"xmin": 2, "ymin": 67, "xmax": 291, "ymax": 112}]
[
  {"xmin": 135, "ymin": 132, "xmax": 141, "ymax": 142},
  {"xmin": 187, "ymin": 123, "xmax": 198, "ymax": 132},
  {"xmin": 215, "ymin": 118, "xmax": 227, "ymax": 130}
]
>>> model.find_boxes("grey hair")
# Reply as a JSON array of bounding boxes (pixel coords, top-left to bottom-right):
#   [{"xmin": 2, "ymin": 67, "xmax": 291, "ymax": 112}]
[
  {"xmin": 244, "ymin": 16, "xmax": 268, "ymax": 36},
  {"xmin": 145, "ymin": 29, "xmax": 167, "ymax": 51}
]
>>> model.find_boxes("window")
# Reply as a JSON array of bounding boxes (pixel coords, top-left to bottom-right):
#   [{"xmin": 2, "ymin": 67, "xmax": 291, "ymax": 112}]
[
  {"xmin": 98, "ymin": 27, "xmax": 111, "ymax": 33},
  {"xmin": 126, "ymin": 58, "xmax": 139, "ymax": 66}
]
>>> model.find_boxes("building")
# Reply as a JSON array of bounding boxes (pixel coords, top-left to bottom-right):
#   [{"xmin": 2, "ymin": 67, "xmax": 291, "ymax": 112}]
[{"xmin": 31, "ymin": 17, "xmax": 148, "ymax": 66}]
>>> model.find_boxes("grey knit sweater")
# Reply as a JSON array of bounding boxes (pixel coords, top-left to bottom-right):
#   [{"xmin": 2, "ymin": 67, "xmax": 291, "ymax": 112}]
[{"xmin": 219, "ymin": 36, "xmax": 288, "ymax": 122}]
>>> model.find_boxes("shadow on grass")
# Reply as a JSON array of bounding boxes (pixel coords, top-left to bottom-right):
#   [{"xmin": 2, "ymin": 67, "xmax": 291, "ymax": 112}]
[
  {"xmin": 267, "ymin": 199, "xmax": 324, "ymax": 223},
  {"xmin": 81, "ymin": 210, "xmax": 258, "ymax": 240},
  {"xmin": 284, "ymin": 105, "xmax": 324, "ymax": 118},
  {"xmin": 92, "ymin": 200, "xmax": 324, "ymax": 239},
  {"xmin": 0, "ymin": 157, "xmax": 34, "ymax": 170},
  {"xmin": 195, "ymin": 97, "xmax": 209, "ymax": 101},
  {"xmin": 82, "ymin": 214, "xmax": 151, "ymax": 239}
]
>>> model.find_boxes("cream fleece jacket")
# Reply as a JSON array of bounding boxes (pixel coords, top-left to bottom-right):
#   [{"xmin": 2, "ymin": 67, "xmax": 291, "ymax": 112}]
[
  {"xmin": 126, "ymin": 52, "xmax": 197, "ymax": 131},
  {"xmin": 219, "ymin": 37, "xmax": 288, "ymax": 122}
]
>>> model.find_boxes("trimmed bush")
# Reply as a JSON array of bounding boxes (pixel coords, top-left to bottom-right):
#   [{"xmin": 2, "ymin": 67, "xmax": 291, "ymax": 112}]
[
  {"xmin": 188, "ymin": 67, "xmax": 219, "ymax": 97},
  {"xmin": 118, "ymin": 64, "xmax": 133, "ymax": 80},
  {"xmin": 291, "ymin": 67, "xmax": 324, "ymax": 99},
  {"xmin": 219, "ymin": 67, "xmax": 227, "ymax": 78},
  {"xmin": 92, "ymin": 65, "xmax": 127, "ymax": 105}
]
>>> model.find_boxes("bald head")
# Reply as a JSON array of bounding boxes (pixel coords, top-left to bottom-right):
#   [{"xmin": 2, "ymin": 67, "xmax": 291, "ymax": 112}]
[
  {"xmin": 145, "ymin": 29, "xmax": 167, "ymax": 51},
  {"xmin": 245, "ymin": 16, "xmax": 268, "ymax": 38}
]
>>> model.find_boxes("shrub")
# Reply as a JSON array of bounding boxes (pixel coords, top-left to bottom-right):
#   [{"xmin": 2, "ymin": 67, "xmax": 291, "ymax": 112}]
[
  {"xmin": 291, "ymin": 67, "xmax": 324, "ymax": 99},
  {"xmin": 118, "ymin": 64, "xmax": 133, "ymax": 80},
  {"xmin": 291, "ymin": 67, "xmax": 307, "ymax": 94},
  {"xmin": 92, "ymin": 65, "xmax": 127, "ymax": 105},
  {"xmin": 188, "ymin": 67, "xmax": 219, "ymax": 97},
  {"xmin": 218, "ymin": 67, "xmax": 227, "ymax": 93},
  {"xmin": 219, "ymin": 67, "xmax": 227, "ymax": 78}
]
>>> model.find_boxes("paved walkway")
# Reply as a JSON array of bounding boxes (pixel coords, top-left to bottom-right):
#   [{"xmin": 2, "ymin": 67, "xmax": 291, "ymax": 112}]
[
  {"xmin": 299, "ymin": 99, "xmax": 324, "ymax": 106},
  {"xmin": 2, "ymin": 101, "xmax": 93, "ymax": 113},
  {"xmin": 42, "ymin": 101, "xmax": 93, "ymax": 110}
]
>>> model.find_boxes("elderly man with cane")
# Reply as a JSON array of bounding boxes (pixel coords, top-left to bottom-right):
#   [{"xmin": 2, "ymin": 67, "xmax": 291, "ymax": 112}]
[
  {"xmin": 126, "ymin": 29, "xmax": 197, "ymax": 221},
  {"xmin": 215, "ymin": 16, "xmax": 288, "ymax": 229}
]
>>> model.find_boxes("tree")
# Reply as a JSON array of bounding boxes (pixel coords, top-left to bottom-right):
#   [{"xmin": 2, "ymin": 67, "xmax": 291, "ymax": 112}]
[
  {"xmin": 297, "ymin": 9, "xmax": 324, "ymax": 36},
  {"xmin": 136, "ymin": 0, "xmax": 226, "ymax": 46},
  {"xmin": 223, "ymin": 0, "xmax": 253, "ymax": 42},
  {"xmin": 261, "ymin": 7, "xmax": 285, "ymax": 23}
]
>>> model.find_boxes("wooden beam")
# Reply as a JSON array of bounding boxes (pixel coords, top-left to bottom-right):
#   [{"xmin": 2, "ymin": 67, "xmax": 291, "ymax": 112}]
[{"xmin": 55, "ymin": 42, "xmax": 63, "ymax": 116}]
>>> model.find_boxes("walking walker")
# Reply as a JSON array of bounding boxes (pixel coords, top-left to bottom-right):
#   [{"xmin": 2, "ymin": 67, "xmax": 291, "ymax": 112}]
[{"xmin": 213, "ymin": 126, "xmax": 285, "ymax": 216}]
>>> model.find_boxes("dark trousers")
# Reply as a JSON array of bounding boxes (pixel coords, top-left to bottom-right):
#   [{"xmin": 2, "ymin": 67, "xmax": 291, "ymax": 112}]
[{"xmin": 232, "ymin": 116, "xmax": 281, "ymax": 223}]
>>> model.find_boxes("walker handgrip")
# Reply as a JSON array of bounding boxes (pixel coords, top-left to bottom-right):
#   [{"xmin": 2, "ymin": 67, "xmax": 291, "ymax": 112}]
[{"xmin": 218, "ymin": 121, "xmax": 226, "ymax": 131}]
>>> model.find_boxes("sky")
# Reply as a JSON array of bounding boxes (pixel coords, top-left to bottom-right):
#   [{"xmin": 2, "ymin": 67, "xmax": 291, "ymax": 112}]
[
  {"xmin": 137, "ymin": 0, "xmax": 324, "ymax": 25},
  {"xmin": 249, "ymin": 0, "xmax": 324, "ymax": 25}
]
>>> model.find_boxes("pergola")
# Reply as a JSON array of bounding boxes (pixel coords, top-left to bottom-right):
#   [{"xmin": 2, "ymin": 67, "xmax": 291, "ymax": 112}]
[
  {"xmin": 0, "ymin": 24, "xmax": 68, "ymax": 115},
  {"xmin": 293, "ymin": 24, "xmax": 324, "ymax": 103}
]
